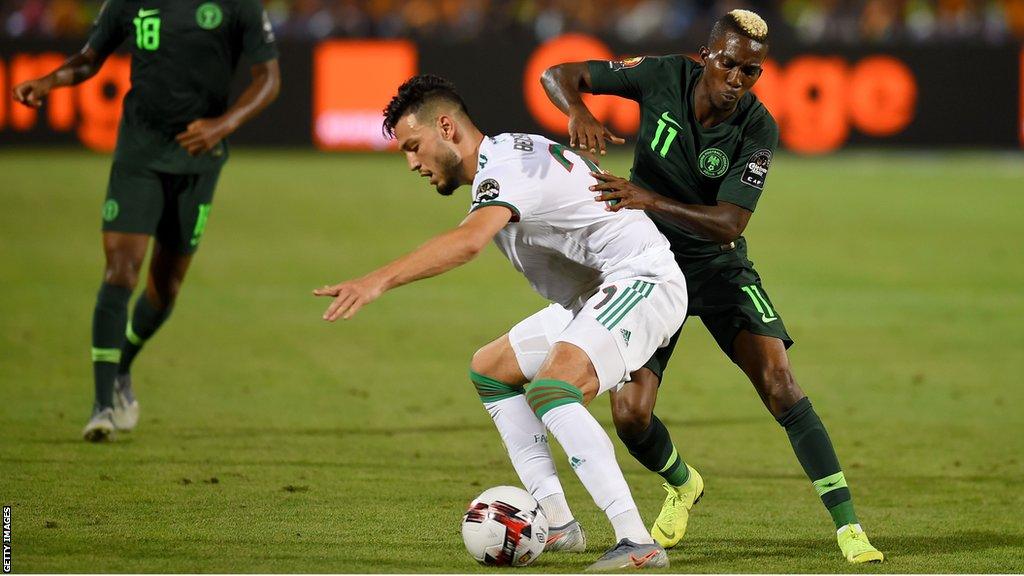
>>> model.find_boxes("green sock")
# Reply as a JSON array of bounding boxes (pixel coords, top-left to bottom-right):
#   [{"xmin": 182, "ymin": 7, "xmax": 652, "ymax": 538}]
[
  {"xmin": 119, "ymin": 294, "xmax": 173, "ymax": 375},
  {"xmin": 776, "ymin": 396, "xmax": 858, "ymax": 529},
  {"xmin": 92, "ymin": 283, "xmax": 132, "ymax": 409},
  {"xmin": 618, "ymin": 413, "xmax": 691, "ymax": 487}
]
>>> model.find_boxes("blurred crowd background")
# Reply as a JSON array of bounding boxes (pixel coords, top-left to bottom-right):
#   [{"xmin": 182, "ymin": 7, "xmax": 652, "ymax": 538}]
[{"xmin": 4, "ymin": 0, "xmax": 1024, "ymax": 44}]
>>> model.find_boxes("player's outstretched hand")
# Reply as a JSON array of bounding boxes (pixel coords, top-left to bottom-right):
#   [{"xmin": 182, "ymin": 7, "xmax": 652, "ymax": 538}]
[
  {"xmin": 590, "ymin": 171, "xmax": 663, "ymax": 212},
  {"xmin": 313, "ymin": 277, "xmax": 384, "ymax": 322},
  {"xmin": 568, "ymin": 109, "xmax": 625, "ymax": 156},
  {"xmin": 12, "ymin": 78, "xmax": 53, "ymax": 108},
  {"xmin": 175, "ymin": 118, "xmax": 231, "ymax": 156}
]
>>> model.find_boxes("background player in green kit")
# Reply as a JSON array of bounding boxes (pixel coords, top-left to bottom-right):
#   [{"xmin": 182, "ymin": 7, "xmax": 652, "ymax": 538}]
[
  {"xmin": 541, "ymin": 9, "xmax": 883, "ymax": 564},
  {"xmin": 12, "ymin": 0, "xmax": 280, "ymax": 442}
]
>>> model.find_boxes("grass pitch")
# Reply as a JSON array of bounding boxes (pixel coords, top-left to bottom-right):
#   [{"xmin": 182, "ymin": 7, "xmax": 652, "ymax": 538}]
[{"xmin": 1, "ymin": 149, "xmax": 1022, "ymax": 573}]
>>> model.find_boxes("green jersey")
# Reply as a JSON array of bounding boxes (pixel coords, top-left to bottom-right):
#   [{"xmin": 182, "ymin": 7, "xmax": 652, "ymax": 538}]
[
  {"xmin": 87, "ymin": 0, "xmax": 278, "ymax": 173},
  {"xmin": 588, "ymin": 55, "xmax": 779, "ymax": 257}
]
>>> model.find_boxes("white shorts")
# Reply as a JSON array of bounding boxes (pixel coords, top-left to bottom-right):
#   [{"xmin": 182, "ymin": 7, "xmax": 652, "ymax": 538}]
[{"xmin": 508, "ymin": 272, "xmax": 688, "ymax": 396}]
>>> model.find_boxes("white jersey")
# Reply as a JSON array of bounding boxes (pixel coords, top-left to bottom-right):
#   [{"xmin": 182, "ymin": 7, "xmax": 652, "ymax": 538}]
[{"xmin": 468, "ymin": 133, "xmax": 680, "ymax": 309}]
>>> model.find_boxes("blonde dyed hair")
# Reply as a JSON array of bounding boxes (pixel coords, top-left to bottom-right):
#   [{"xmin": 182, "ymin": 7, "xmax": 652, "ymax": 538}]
[{"xmin": 726, "ymin": 9, "xmax": 768, "ymax": 42}]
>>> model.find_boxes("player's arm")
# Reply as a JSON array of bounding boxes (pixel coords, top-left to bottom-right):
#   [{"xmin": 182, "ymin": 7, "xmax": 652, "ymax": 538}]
[
  {"xmin": 176, "ymin": 59, "xmax": 281, "ymax": 156},
  {"xmin": 590, "ymin": 171, "xmax": 752, "ymax": 243},
  {"xmin": 314, "ymin": 205, "xmax": 511, "ymax": 322},
  {"xmin": 12, "ymin": 46, "xmax": 106, "ymax": 108},
  {"xmin": 15, "ymin": 0, "xmax": 125, "ymax": 108},
  {"xmin": 541, "ymin": 62, "xmax": 624, "ymax": 155}
]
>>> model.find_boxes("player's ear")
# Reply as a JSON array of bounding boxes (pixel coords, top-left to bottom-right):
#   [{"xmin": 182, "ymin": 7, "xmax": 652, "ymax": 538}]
[
  {"xmin": 699, "ymin": 46, "xmax": 710, "ymax": 64},
  {"xmin": 437, "ymin": 114, "xmax": 456, "ymax": 142}
]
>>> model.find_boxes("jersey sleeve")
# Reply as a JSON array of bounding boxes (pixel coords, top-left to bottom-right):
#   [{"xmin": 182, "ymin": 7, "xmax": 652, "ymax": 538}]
[
  {"xmin": 238, "ymin": 0, "xmax": 279, "ymax": 64},
  {"xmin": 716, "ymin": 108, "xmax": 779, "ymax": 212},
  {"xmin": 468, "ymin": 164, "xmax": 541, "ymax": 223},
  {"xmin": 85, "ymin": 0, "xmax": 127, "ymax": 59},
  {"xmin": 586, "ymin": 55, "xmax": 676, "ymax": 102}
]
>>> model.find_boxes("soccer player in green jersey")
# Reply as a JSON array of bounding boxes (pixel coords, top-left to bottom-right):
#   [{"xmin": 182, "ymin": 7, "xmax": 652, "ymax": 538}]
[
  {"xmin": 12, "ymin": 0, "xmax": 280, "ymax": 442},
  {"xmin": 541, "ymin": 9, "xmax": 883, "ymax": 564}
]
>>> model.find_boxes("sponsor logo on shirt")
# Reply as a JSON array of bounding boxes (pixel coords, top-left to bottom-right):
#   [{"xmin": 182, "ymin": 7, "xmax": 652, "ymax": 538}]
[
  {"xmin": 740, "ymin": 148, "xmax": 772, "ymax": 189},
  {"xmin": 609, "ymin": 56, "xmax": 645, "ymax": 71}
]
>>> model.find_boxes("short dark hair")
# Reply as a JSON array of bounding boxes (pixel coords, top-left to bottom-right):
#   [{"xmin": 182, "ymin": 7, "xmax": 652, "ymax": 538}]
[
  {"xmin": 382, "ymin": 74, "xmax": 469, "ymax": 139},
  {"xmin": 709, "ymin": 9, "xmax": 769, "ymax": 46}
]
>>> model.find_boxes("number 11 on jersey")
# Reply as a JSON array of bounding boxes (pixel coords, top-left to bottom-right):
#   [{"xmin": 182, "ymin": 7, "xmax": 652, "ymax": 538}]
[{"xmin": 651, "ymin": 113, "xmax": 680, "ymax": 158}]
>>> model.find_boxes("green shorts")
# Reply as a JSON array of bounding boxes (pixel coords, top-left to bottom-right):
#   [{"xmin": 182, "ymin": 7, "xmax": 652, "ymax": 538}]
[
  {"xmin": 101, "ymin": 162, "xmax": 220, "ymax": 255},
  {"xmin": 643, "ymin": 237, "xmax": 793, "ymax": 380}
]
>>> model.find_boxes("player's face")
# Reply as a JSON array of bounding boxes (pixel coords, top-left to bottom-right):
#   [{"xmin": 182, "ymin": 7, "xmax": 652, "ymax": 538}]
[
  {"xmin": 699, "ymin": 32, "xmax": 767, "ymax": 111},
  {"xmin": 395, "ymin": 112, "xmax": 462, "ymax": 196}
]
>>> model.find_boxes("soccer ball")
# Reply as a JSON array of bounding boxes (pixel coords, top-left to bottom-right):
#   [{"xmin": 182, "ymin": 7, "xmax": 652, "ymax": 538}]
[{"xmin": 461, "ymin": 486, "xmax": 548, "ymax": 566}]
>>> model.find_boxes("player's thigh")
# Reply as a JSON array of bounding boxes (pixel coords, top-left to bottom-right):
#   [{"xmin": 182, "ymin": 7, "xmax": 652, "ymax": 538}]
[
  {"xmin": 697, "ymin": 265, "xmax": 794, "ymax": 361},
  {"xmin": 471, "ymin": 334, "xmax": 530, "ymax": 386},
  {"xmin": 557, "ymin": 274, "xmax": 688, "ymax": 398},
  {"xmin": 156, "ymin": 168, "xmax": 221, "ymax": 256},
  {"xmin": 499, "ymin": 303, "xmax": 575, "ymax": 382},
  {"xmin": 102, "ymin": 162, "xmax": 164, "ymax": 236}
]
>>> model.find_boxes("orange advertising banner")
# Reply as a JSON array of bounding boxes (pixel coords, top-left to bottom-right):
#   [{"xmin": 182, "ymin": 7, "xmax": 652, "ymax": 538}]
[
  {"xmin": 1, "ymin": 38, "xmax": 1019, "ymax": 151},
  {"xmin": 313, "ymin": 40, "xmax": 416, "ymax": 151}
]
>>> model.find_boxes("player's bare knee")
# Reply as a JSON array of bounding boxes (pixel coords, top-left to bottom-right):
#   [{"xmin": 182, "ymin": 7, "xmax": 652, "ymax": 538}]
[
  {"xmin": 534, "ymin": 343, "xmax": 599, "ymax": 404},
  {"xmin": 103, "ymin": 257, "xmax": 141, "ymax": 289},
  {"xmin": 611, "ymin": 369, "xmax": 658, "ymax": 436},
  {"xmin": 611, "ymin": 395, "xmax": 651, "ymax": 438},
  {"xmin": 471, "ymin": 338, "xmax": 518, "ymax": 380},
  {"xmin": 758, "ymin": 364, "xmax": 803, "ymax": 415},
  {"xmin": 469, "ymin": 346, "xmax": 496, "ymax": 377}
]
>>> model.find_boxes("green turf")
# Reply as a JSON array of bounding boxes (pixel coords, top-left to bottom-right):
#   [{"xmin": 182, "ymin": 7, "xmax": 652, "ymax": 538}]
[{"xmin": 1, "ymin": 148, "xmax": 1023, "ymax": 573}]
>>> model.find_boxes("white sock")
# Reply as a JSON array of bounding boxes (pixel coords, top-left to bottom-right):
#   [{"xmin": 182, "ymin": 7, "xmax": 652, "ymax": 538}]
[
  {"xmin": 539, "ymin": 493, "xmax": 574, "ymax": 527},
  {"xmin": 540, "ymin": 402, "xmax": 652, "ymax": 543},
  {"xmin": 610, "ymin": 509, "xmax": 652, "ymax": 544},
  {"xmin": 484, "ymin": 395, "xmax": 572, "ymax": 516}
]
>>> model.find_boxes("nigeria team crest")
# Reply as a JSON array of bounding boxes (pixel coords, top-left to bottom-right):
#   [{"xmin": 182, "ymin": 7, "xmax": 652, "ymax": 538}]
[
  {"xmin": 698, "ymin": 148, "xmax": 729, "ymax": 178},
  {"xmin": 102, "ymin": 199, "xmax": 119, "ymax": 222},
  {"xmin": 196, "ymin": 2, "xmax": 223, "ymax": 29}
]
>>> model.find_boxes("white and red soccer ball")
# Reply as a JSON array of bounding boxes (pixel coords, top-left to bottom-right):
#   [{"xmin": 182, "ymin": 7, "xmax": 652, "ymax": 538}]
[{"xmin": 461, "ymin": 486, "xmax": 548, "ymax": 566}]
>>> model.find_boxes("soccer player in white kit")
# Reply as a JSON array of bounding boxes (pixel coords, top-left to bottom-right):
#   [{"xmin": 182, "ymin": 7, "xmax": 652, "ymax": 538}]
[{"xmin": 315, "ymin": 75, "xmax": 687, "ymax": 571}]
